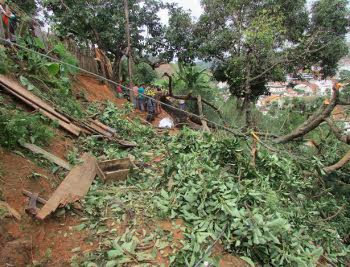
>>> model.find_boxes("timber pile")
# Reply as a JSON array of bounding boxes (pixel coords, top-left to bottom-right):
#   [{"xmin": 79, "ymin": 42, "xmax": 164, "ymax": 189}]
[{"xmin": 0, "ymin": 75, "xmax": 136, "ymax": 147}]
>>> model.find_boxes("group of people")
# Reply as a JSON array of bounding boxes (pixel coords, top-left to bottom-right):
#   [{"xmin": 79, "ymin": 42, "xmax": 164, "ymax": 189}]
[
  {"xmin": 131, "ymin": 84, "xmax": 163, "ymax": 122},
  {"xmin": 0, "ymin": 0, "xmax": 17, "ymax": 42},
  {"xmin": 116, "ymin": 83, "xmax": 164, "ymax": 122}
]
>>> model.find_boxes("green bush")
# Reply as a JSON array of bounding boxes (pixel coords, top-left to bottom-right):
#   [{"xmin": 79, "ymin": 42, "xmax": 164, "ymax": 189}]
[
  {"xmin": 155, "ymin": 129, "xmax": 350, "ymax": 266},
  {"xmin": 0, "ymin": 108, "xmax": 54, "ymax": 148}
]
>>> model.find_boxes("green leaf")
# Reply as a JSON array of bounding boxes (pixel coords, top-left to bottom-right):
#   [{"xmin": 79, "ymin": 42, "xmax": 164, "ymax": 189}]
[
  {"xmin": 74, "ymin": 223, "xmax": 86, "ymax": 231},
  {"xmin": 240, "ymin": 256, "xmax": 255, "ymax": 267},
  {"xmin": 34, "ymin": 37, "xmax": 45, "ymax": 49},
  {"xmin": 45, "ymin": 63, "xmax": 60, "ymax": 76},
  {"xmin": 105, "ymin": 260, "xmax": 118, "ymax": 267},
  {"xmin": 20, "ymin": 76, "xmax": 36, "ymax": 91},
  {"xmin": 107, "ymin": 248, "xmax": 124, "ymax": 259}
]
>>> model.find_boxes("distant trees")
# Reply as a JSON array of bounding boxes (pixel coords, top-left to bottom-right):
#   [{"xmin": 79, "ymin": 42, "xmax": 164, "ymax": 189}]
[
  {"xmin": 160, "ymin": 0, "xmax": 349, "ymax": 127},
  {"xmin": 192, "ymin": 0, "xmax": 349, "ymax": 126}
]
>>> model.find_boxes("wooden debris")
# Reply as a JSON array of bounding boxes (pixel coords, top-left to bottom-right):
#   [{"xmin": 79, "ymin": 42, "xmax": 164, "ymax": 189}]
[
  {"xmin": 25, "ymin": 192, "xmax": 40, "ymax": 215},
  {"xmin": 22, "ymin": 190, "xmax": 47, "ymax": 205},
  {"xmin": 36, "ymin": 153, "xmax": 97, "ymax": 220},
  {"xmin": 0, "ymin": 75, "xmax": 81, "ymax": 136},
  {"xmin": 0, "ymin": 75, "xmax": 136, "ymax": 147},
  {"xmin": 22, "ymin": 143, "xmax": 71, "ymax": 170},
  {"xmin": 0, "ymin": 201, "xmax": 21, "ymax": 220},
  {"xmin": 97, "ymin": 158, "xmax": 134, "ymax": 183}
]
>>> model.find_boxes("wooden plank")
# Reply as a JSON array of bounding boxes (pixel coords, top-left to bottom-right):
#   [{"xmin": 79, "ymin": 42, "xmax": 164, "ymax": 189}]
[
  {"xmin": 0, "ymin": 75, "xmax": 71, "ymax": 123},
  {"xmin": 90, "ymin": 119, "xmax": 117, "ymax": 134},
  {"xmin": 22, "ymin": 190, "xmax": 47, "ymax": 204},
  {"xmin": 0, "ymin": 79, "xmax": 82, "ymax": 136},
  {"xmin": 22, "ymin": 143, "xmax": 71, "ymax": 170},
  {"xmin": 36, "ymin": 153, "xmax": 97, "ymax": 220},
  {"xmin": 86, "ymin": 120, "xmax": 113, "ymax": 137}
]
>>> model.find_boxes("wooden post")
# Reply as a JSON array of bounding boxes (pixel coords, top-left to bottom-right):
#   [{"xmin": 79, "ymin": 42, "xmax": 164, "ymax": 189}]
[{"xmin": 124, "ymin": 0, "xmax": 133, "ymax": 99}]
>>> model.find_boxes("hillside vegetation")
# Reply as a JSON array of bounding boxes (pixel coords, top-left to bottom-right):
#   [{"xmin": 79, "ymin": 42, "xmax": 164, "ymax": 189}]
[{"xmin": 0, "ymin": 0, "xmax": 349, "ymax": 266}]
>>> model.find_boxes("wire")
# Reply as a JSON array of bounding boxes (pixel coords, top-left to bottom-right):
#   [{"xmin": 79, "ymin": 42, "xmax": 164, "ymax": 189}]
[{"xmin": 0, "ymin": 36, "xmax": 248, "ymax": 137}]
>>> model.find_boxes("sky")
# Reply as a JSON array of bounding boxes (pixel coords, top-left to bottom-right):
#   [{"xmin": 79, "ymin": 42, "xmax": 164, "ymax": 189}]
[
  {"xmin": 158, "ymin": 0, "xmax": 203, "ymax": 25},
  {"xmin": 158, "ymin": 0, "xmax": 317, "ymax": 24}
]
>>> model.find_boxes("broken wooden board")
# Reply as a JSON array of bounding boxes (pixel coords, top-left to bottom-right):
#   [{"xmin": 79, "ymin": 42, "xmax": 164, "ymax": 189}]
[
  {"xmin": 22, "ymin": 143, "xmax": 71, "ymax": 170},
  {"xmin": 36, "ymin": 153, "xmax": 97, "ymax": 220},
  {"xmin": 0, "ymin": 75, "xmax": 70, "ymax": 122},
  {"xmin": 86, "ymin": 121, "xmax": 113, "ymax": 138},
  {"xmin": 0, "ymin": 201, "xmax": 21, "ymax": 221},
  {"xmin": 0, "ymin": 76, "xmax": 82, "ymax": 136},
  {"xmin": 97, "ymin": 158, "xmax": 132, "ymax": 183},
  {"xmin": 89, "ymin": 119, "xmax": 117, "ymax": 135}
]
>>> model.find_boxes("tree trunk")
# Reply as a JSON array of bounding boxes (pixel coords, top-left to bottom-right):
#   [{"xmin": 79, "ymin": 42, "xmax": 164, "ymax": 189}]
[
  {"xmin": 124, "ymin": 0, "xmax": 133, "ymax": 98},
  {"xmin": 112, "ymin": 54, "xmax": 122, "ymax": 82}
]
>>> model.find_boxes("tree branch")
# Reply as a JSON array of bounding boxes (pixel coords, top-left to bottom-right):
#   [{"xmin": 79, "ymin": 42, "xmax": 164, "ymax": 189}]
[
  {"xmin": 163, "ymin": 72, "xmax": 224, "ymax": 119},
  {"xmin": 324, "ymin": 150, "xmax": 350, "ymax": 174},
  {"xmin": 248, "ymin": 33, "xmax": 332, "ymax": 84},
  {"xmin": 274, "ymin": 86, "xmax": 339, "ymax": 144},
  {"xmin": 325, "ymin": 118, "xmax": 350, "ymax": 144}
]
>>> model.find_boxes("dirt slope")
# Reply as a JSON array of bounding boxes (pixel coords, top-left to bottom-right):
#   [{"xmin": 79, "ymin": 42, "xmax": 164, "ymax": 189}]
[
  {"xmin": 0, "ymin": 73, "xmax": 244, "ymax": 266},
  {"xmin": 73, "ymin": 74, "xmax": 125, "ymax": 106},
  {"xmin": 0, "ymin": 148, "xmax": 95, "ymax": 267}
]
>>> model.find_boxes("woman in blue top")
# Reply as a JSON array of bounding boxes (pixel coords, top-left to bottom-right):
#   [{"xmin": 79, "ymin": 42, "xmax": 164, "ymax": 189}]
[{"xmin": 137, "ymin": 85, "xmax": 145, "ymax": 111}]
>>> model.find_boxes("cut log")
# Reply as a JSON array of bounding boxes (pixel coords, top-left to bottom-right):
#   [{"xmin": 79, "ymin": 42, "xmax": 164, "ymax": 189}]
[
  {"xmin": 22, "ymin": 143, "xmax": 71, "ymax": 170},
  {"xmin": 36, "ymin": 153, "xmax": 97, "ymax": 220}
]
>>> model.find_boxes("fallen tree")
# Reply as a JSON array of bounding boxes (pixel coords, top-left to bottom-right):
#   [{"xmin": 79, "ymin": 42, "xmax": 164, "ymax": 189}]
[{"xmin": 274, "ymin": 85, "xmax": 339, "ymax": 144}]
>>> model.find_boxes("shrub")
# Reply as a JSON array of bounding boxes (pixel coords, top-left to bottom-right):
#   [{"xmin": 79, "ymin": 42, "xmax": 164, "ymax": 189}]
[{"xmin": 0, "ymin": 108, "xmax": 54, "ymax": 148}]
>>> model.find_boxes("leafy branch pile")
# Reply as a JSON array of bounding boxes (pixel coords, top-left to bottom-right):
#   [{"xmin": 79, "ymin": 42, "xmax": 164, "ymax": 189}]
[
  {"xmin": 0, "ymin": 103, "xmax": 54, "ymax": 148},
  {"xmin": 155, "ymin": 129, "xmax": 349, "ymax": 266}
]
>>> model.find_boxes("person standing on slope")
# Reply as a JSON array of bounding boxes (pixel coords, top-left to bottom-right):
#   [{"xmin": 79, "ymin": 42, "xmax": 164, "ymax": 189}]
[
  {"xmin": 137, "ymin": 84, "xmax": 145, "ymax": 111},
  {"xmin": 0, "ymin": 0, "xmax": 11, "ymax": 41},
  {"xmin": 132, "ymin": 84, "xmax": 138, "ymax": 108}
]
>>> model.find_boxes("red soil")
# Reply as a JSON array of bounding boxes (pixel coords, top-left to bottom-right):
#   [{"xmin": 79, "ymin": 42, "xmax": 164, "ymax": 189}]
[
  {"xmin": 0, "ymin": 148, "xmax": 94, "ymax": 267},
  {"xmin": 73, "ymin": 74, "xmax": 125, "ymax": 106},
  {"xmin": 45, "ymin": 130, "xmax": 74, "ymax": 160}
]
